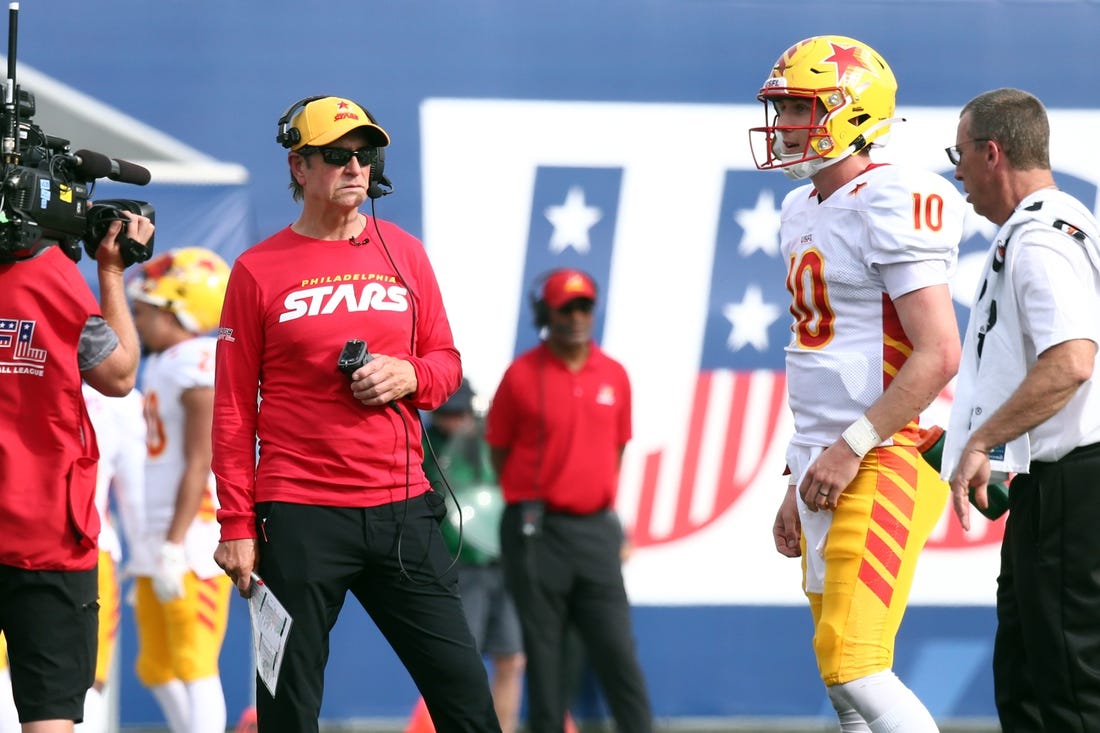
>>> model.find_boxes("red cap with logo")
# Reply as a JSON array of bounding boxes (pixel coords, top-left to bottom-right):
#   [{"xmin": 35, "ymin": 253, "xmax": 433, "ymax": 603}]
[{"xmin": 541, "ymin": 269, "xmax": 596, "ymax": 309}]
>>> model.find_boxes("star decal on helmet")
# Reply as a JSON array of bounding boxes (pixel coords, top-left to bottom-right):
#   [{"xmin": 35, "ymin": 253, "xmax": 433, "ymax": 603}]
[{"xmin": 823, "ymin": 42, "xmax": 869, "ymax": 81}]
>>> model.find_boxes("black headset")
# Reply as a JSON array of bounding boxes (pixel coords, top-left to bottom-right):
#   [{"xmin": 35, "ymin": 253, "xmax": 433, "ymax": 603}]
[
  {"xmin": 529, "ymin": 268, "xmax": 599, "ymax": 329},
  {"xmin": 275, "ymin": 95, "xmax": 393, "ymax": 200}
]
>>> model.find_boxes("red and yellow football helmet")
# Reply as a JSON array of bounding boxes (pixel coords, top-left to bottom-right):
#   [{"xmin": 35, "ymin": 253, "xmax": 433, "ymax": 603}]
[
  {"xmin": 749, "ymin": 35, "xmax": 898, "ymax": 179},
  {"xmin": 128, "ymin": 247, "xmax": 230, "ymax": 333}
]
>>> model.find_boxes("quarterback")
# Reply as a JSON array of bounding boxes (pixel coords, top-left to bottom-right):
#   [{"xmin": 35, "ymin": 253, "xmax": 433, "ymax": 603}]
[{"xmin": 752, "ymin": 36, "xmax": 965, "ymax": 732}]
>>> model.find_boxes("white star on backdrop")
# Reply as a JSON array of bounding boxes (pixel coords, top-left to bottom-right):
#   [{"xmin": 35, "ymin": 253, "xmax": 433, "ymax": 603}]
[
  {"xmin": 722, "ymin": 284, "xmax": 782, "ymax": 352},
  {"xmin": 734, "ymin": 189, "xmax": 782, "ymax": 258},
  {"xmin": 545, "ymin": 186, "xmax": 602, "ymax": 254}
]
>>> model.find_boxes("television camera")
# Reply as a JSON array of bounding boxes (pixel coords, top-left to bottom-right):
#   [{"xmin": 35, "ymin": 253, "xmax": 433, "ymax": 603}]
[{"xmin": 0, "ymin": 1, "xmax": 153, "ymax": 265}]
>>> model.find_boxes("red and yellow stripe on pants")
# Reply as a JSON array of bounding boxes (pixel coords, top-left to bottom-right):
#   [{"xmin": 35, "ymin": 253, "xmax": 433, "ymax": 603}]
[
  {"xmin": 805, "ymin": 444, "xmax": 946, "ymax": 685},
  {"xmin": 133, "ymin": 572, "xmax": 232, "ymax": 687}
]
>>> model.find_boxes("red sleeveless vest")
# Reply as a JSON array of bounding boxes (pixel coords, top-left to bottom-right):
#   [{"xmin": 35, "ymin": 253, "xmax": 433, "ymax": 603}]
[{"xmin": 0, "ymin": 246, "xmax": 102, "ymax": 570}]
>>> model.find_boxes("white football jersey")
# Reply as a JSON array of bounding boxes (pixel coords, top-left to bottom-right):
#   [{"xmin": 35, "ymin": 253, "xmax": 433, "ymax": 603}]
[
  {"xmin": 780, "ymin": 164, "xmax": 965, "ymax": 448},
  {"xmin": 82, "ymin": 383, "xmax": 146, "ymax": 562},
  {"xmin": 130, "ymin": 336, "xmax": 222, "ymax": 578}
]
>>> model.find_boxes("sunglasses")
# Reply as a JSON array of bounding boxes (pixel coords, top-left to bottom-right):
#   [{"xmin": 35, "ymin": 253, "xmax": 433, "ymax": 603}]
[
  {"xmin": 945, "ymin": 138, "xmax": 991, "ymax": 166},
  {"xmin": 556, "ymin": 299, "xmax": 594, "ymax": 315},
  {"xmin": 304, "ymin": 146, "xmax": 376, "ymax": 167}
]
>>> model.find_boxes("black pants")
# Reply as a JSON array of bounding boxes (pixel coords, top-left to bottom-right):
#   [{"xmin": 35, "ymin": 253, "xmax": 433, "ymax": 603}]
[
  {"xmin": 994, "ymin": 442, "xmax": 1100, "ymax": 732},
  {"xmin": 254, "ymin": 496, "xmax": 500, "ymax": 733},
  {"xmin": 500, "ymin": 505, "xmax": 653, "ymax": 733}
]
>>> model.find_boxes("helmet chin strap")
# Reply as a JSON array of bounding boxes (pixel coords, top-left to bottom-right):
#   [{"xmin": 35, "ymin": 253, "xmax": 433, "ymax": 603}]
[
  {"xmin": 782, "ymin": 153, "xmax": 842, "ymax": 181},
  {"xmin": 778, "ymin": 116, "xmax": 905, "ymax": 181}
]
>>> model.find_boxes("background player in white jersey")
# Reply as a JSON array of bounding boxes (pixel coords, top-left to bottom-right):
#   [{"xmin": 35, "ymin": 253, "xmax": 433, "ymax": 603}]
[
  {"xmin": 126, "ymin": 247, "xmax": 232, "ymax": 733},
  {"xmin": 78, "ymin": 384, "xmax": 146, "ymax": 733},
  {"xmin": 750, "ymin": 36, "xmax": 965, "ymax": 732}
]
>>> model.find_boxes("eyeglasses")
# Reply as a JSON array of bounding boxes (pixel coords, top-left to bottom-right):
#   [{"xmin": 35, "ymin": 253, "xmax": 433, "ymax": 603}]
[
  {"xmin": 945, "ymin": 138, "xmax": 991, "ymax": 166},
  {"xmin": 556, "ymin": 299, "xmax": 594, "ymax": 315},
  {"xmin": 302, "ymin": 146, "xmax": 376, "ymax": 167}
]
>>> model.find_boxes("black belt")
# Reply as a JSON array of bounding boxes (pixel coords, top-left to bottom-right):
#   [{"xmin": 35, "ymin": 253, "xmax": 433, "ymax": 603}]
[
  {"xmin": 1031, "ymin": 440, "xmax": 1100, "ymax": 469},
  {"xmin": 543, "ymin": 507, "xmax": 612, "ymax": 519},
  {"xmin": 505, "ymin": 502, "xmax": 611, "ymax": 518}
]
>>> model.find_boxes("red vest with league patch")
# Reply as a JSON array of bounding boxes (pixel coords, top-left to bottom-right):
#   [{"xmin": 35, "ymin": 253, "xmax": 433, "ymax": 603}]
[{"xmin": 0, "ymin": 246, "xmax": 102, "ymax": 570}]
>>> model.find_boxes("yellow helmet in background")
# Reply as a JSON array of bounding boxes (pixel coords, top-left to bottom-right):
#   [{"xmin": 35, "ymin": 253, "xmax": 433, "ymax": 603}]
[
  {"xmin": 128, "ymin": 247, "xmax": 230, "ymax": 333},
  {"xmin": 750, "ymin": 35, "xmax": 898, "ymax": 179}
]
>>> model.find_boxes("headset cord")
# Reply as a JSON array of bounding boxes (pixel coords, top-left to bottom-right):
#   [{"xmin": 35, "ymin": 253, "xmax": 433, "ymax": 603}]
[
  {"xmin": 404, "ymin": 412, "xmax": 463, "ymax": 585},
  {"xmin": 368, "ymin": 199, "xmax": 456, "ymax": 587},
  {"xmin": 395, "ymin": 408, "xmax": 460, "ymax": 586}
]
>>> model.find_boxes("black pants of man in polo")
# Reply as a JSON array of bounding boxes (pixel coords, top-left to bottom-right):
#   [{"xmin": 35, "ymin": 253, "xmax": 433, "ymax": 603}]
[
  {"xmin": 500, "ymin": 504, "xmax": 653, "ymax": 733},
  {"xmin": 254, "ymin": 494, "xmax": 501, "ymax": 733},
  {"xmin": 993, "ymin": 442, "xmax": 1100, "ymax": 732}
]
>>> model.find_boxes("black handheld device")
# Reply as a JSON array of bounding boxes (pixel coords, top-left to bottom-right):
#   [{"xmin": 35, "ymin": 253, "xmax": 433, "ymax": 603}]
[{"xmin": 337, "ymin": 339, "xmax": 372, "ymax": 377}]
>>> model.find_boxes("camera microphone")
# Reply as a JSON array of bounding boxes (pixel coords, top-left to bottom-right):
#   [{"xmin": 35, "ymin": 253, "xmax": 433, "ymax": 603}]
[{"xmin": 72, "ymin": 149, "xmax": 151, "ymax": 186}]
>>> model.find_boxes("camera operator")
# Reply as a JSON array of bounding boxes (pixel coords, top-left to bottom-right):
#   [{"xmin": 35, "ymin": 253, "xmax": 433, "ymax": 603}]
[{"xmin": 0, "ymin": 213, "xmax": 153, "ymax": 732}]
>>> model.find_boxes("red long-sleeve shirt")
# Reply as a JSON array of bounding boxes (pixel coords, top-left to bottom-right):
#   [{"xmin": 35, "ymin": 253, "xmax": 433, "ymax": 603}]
[{"xmin": 213, "ymin": 220, "xmax": 461, "ymax": 541}]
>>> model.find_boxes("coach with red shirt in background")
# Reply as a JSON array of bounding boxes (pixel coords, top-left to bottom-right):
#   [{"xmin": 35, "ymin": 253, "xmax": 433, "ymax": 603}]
[{"xmin": 486, "ymin": 268, "xmax": 653, "ymax": 733}]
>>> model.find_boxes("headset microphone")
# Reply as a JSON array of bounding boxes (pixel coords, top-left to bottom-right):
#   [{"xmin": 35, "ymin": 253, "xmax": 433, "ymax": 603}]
[
  {"xmin": 369, "ymin": 172, "xmax": 394, "ymax": 200},
  {"xmin": 366, "ymin": 147, "xmax": 392, "ymax": 200}
]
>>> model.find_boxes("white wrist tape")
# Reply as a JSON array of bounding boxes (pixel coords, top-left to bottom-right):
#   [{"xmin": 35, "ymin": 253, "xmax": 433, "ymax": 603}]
[{"xmin": 842, "ymin": 415, "xmax": 881, "ymax": 458}]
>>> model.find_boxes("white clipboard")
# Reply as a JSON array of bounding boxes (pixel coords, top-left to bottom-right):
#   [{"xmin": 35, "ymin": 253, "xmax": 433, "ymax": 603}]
[{"xmin": 247, "ymin": 572, "xmax": 293, "ymax": 697}]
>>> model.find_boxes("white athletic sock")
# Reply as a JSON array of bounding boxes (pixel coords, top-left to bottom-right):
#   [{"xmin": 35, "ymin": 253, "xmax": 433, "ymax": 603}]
[
  {"xmin": 831, "ymin": 670, "xmax": 939, "ymax": 733},
  {"xmin": 74, "ymin": 686, "xmax": 108, "ymax": 733},
  {"xmin": 150, "ymin": 679, "xmax": 190, "ymax": 733},
  {"xmin": 0, "ymin": 669, "xmax": 19, "ymax": 733},
  {"xmin": 185, "ymin": 676, "xmax": 226, "ymax": 733}
]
